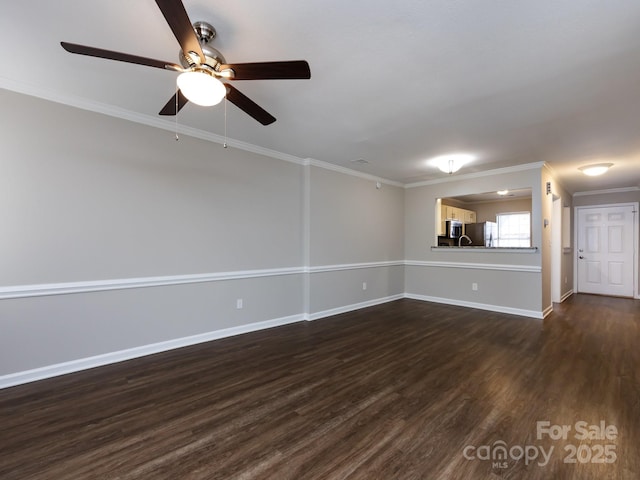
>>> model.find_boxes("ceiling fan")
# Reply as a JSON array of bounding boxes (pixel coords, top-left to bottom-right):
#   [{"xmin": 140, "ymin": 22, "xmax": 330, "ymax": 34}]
[{"xmin": 61, "ymin": 0, "xmax": 311, "ymax": 125}]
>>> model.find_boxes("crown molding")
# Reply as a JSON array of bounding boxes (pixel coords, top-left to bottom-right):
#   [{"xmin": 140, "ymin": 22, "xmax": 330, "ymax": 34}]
[
  {"xmin": 304, "ymin": 158, "xmax": 404, "ymax": 187},
  {"xmin": 2, "ymin": 78, "xmax": 406, "ymax": 185},
  {"xmin": 404, "ymin": 161, "xmax": 546, "ymax": 189},
  {"xmin": 573, "ymin": 186, "xmax": 640, "ymax": 197},
  {"xmin": 0, "ymin": 80, "xmax": 573, "ymax": 191},
  {"xmin": 542, "ymin": 161, "xmax": 557, "ymax": 175},
  {"xmin": 0, "ymin": 77, "xmax": 305, "ymax": 166}
]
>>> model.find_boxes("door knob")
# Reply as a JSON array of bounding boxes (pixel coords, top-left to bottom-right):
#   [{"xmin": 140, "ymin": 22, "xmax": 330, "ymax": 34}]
[{"xmin": 579, "ymin": 255, "xmax": 584, "ymax": 259}]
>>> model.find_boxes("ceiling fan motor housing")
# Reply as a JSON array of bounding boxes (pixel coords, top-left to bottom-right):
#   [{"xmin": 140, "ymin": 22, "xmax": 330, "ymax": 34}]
[{"xmin": 180, "ymin": 21, "xmax": 226, "ymax": 70}]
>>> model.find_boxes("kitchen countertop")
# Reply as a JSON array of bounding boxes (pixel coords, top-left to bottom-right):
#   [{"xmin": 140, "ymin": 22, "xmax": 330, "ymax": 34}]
[{"xmin": 431, "ymin": 246, "xmax": 538, "ymax": 253}]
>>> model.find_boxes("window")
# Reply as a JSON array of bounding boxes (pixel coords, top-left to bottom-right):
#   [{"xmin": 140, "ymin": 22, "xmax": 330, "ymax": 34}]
[{"xmin": 496, "ymin": 212, "xmax": 531, "ymax": 247}]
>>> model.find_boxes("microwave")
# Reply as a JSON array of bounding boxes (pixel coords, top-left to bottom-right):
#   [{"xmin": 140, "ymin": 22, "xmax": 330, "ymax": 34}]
[{"xmin": 445, "ymin": 220, "xmax": 463, "ymax": 238}]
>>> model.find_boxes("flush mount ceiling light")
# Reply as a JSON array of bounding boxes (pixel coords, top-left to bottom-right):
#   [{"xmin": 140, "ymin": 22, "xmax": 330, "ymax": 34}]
[
  {"xmin": 177, "ymin": 69, "xmax": 226, "ymax": 106},
  {"xmin": 429, "ymin": 153, "xmax": 476, "ymax": 174},
  {"xmin": 497, "ymin": 190, "xmax": 509, "ymax": 196},
  {"xmin": 579, "ymin": 163, "xmax": 613, "ymax": 177}
]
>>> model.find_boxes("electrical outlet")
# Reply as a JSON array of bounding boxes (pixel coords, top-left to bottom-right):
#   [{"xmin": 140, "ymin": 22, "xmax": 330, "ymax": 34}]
[
  {"xmin": 362, "ymin": 282, "xmax": 367, "ymax": 291},
  {"xmin": 236, "ymin": 298, "xmax": 243, "ymax": 309},
  {"xmin": 564, "ymin": 277, "xmax": 568, "ymax": 284},
  {"xmin": 472, "ymin": 283, "xmax": 478, "ymax": 291}
]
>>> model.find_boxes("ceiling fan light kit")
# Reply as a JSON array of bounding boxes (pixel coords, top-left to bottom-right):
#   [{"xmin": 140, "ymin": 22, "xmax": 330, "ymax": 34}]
[
  {"xmin": 429, "ymin": 153, "xmax": 476, "ymax": 174},
  {"xmin": 177, "ymin": 70, "xmax": 226, "ymax": 106},
  {"xmin": 579, "ymin": 163, "xmax": 613, "ymax": 176},
  {"xmin": 60, "ymin": 0, "xmax": 310, "ymax": 125}
]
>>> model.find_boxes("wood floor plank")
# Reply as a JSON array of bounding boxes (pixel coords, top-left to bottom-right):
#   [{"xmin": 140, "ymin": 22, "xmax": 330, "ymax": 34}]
[{"xmin": 1, "ymin": 294, "xmax": 639, "ymax": 479}]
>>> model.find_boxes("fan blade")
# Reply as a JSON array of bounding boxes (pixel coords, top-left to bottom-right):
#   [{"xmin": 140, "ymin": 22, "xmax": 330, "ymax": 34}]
[
  {"xmin": 61, "ymin": 42, "xmax": 182, "ymax": 71},
  {"xmin": 225, "ymin": 85, "xmax": 276, "ymax": 125},
  {"xmin": 155, "ymin": 0, "xmax": 204, "ymax": 64},
  {"xmin": 219, "ymin": 61, "xmax": 311, "ymax": 80},
  {"xmin": 159, "ymin": 89, "xmax": 189, "ymax": 115}
]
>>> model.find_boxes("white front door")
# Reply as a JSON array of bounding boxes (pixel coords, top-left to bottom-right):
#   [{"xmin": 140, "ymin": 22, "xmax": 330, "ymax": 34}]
[{"xmin": 577, "ymin": 205, "xmax": 636, "ymax": 297}]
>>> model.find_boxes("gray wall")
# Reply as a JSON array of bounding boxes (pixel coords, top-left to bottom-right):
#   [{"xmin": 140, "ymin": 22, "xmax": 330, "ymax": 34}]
[
  {"xmin": 2, "ymin": 94, "xmax": 304, "ymax": 283},
  {"xmin": 1, "ymin": 90, "xmax": 307, "ymax": 379},
  {"xmin": 307, "ymin": 166, "xmax": 405, "ymax": 316},
  {"xmin": 1, "ymin": 276, "xmax": 304, "ymax": 373},
  {"xmin": 0, "ymin": 90, "xmax": 406, "ymax": 383},
  {"xmin": 406, "ymin": 166, "xmax": 574, "ymax": 316},
  {"xmin": 404, "ymin": 167, "xmax": 545, "ymax": 316},
  {"xmin": 1, "ymin": 87, "xmax": 600, "ymax": 386}
]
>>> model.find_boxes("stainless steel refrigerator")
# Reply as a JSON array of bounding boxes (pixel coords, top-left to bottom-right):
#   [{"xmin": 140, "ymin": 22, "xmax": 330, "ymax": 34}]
[{"xmin": 465, "ymin": 221, "xmax": 497, "ymax": 247}]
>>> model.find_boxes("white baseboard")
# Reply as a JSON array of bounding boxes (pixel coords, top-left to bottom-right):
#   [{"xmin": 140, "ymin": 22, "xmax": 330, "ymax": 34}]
[
  {"xmin": 404, "ymin": 293, "xmax": 543, "ymax": 319},
  {"xmin": 0, "ymin": 313, "xmax": 304, "ymax": 389},
  {"xmin": 560, "ymin": 290, "xmax": 574, "ymax": 302},
  {"xmin": 0, "ymin": 291, "xmax": 545, "ymax": 389},
  {"xmin": 305, "ymin": 294, "xmax": 405, "ymax": 321},
  {"xmin": 542, "ymin": 304, "xmax": 554, "ymax": 318}
]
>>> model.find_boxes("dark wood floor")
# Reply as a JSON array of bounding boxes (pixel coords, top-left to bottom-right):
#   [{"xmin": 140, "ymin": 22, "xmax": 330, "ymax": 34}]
[{"xmin": 1, "ymin": 294, "xmax": 639, "ymax": 479}]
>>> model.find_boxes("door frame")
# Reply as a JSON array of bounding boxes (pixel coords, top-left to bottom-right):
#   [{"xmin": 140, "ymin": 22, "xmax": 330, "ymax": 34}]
[
  {"xmin": 573, "ymin": 202, "xmax": 639, "ymax": 299},
  {"xmin": 551, "ymin": 195, "xmax": 562, "ymax": 303}
]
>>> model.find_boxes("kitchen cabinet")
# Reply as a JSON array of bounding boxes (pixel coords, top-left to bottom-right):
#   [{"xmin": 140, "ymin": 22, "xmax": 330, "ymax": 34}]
[
  {"xmin": 443, "ymin": 206, "xmax": 457, "ymax": 220},
  {"xmin": 464, "ymin": 210, "xmax": 476, "ymax": 224},
  {"xmin": 439, "ymin": 204, "xmax": 477, "ymax": 236},
  {"xmin": 441, "ymin": 205, "xmax": 476, "ymax": 223}
]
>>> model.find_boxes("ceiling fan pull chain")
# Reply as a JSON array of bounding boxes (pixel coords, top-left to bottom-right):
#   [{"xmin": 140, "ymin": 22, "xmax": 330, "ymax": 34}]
[
  {"xmin": 174, "ymin": 83, "xmax": 180, "ymax": 141},
  {"xmin": 223, "ymin": 96, "xmax": 228, "ymax": 148}
]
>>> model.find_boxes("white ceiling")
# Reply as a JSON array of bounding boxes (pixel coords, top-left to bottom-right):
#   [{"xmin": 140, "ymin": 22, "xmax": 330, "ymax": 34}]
[{"xmin": 2, "ymin": 0, "xmax": 640, "ymax": 193}]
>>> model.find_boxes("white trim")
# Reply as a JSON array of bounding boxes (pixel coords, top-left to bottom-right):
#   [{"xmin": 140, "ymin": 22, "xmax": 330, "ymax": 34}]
[
  {"xmin": 306, "ymin": 294, "xmax": 404, "ymax": 321},
  {"xmin": 0, "ymin": 263, "xmax": 406, "ymax": 300},
  {"xmin": 573, "ymin": 202, "xmax": 639, "ymax": 299},
  {"xmin": 404, "ymin": 162, "xmax": 546, "ymax": 189},
  {"xmin": 307, "ymin": 260, "xmax": 405, "ymax": 274},
  {"xmin": 0, "ymin": 267, "xmax": 304, "ymax": 300},
  {"xmin": 0, "ymin": 313, "xmax": 305, "ymax": 389},
  {"xmin": 404, "ymin": 293, "xmax": 543, "ymax": 319},
  {"xmin": 305, "ymin": 158, "xmax": 404, "ymax": 188},
  {"xmin": 560, "ymin": 290, "xmax": 574, "ymax": 303},
  {"xmin": 573, "ymin": 186, "xmax": 640, "ymax": 197},
  {"xmin": 405, "ymin": 260, "xmax": 541, "ymax": 273},
  {"xmin": 0, "ymin": 258, "xmax": 554, "ymax": 389},
  {"xmin": 0, "ymin": 260, "xmax": 535, "ymax": 301},
  {"xmin": 542, "ymin": 304, "xmax": 554, "ymax": 318}
]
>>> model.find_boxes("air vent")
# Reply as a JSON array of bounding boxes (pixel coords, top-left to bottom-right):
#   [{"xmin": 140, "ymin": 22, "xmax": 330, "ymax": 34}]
[{"xmin": 351, "ymin": 158, "xmax": 369, "ymax": 165}]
